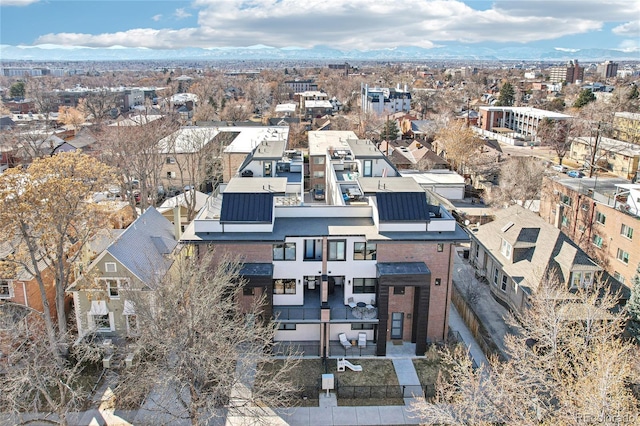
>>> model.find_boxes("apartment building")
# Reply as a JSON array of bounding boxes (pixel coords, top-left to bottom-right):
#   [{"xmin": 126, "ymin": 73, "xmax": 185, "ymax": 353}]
[
  {"xmin": 181, "ymin": 131, "xmax": 468, "ymax": 357},
  {"xmin": 569, "ymin": 136, "xmax": 640, "ymax": 181},
  {"xmin": 539, "ymin": 176, "xmax": 640, "ymax": 287},
  {"xmin": 597, "ymin": 61, "xmax": 619, "ymax": 79},
  {"xmin": 613, "ymin": 112, "xmax": 640, "ymax": 145},
  {"xmin": 478, "ymin": 106, "xmax": 572, "ymax": 144},
  {"xmin": 549, "ymin": 59, "xmax": 584, "ymax": 84},
  {"xmin": 361, "ymin": 84, "xmax": 412, "ymax": 115}
]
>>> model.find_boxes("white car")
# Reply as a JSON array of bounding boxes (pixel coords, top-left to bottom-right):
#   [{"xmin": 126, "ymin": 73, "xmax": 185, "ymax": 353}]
[{"xmin": 551, "ymin": 164, "xmax": 568, "ymax": 173}]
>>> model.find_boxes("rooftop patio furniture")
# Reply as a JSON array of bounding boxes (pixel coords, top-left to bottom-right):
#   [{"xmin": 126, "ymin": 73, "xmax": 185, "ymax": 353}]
[{"xmin": 347, "ymin": 297, "xmax": 357, "ymax": 309}]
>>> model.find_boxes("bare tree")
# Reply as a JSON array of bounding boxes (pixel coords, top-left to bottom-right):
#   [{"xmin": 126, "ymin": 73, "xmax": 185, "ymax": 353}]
[
  {"xmin": 415, "ymin": 275, "xmax": 639, "ymax": 425},
  {"xmin": 115, "ymin": 250, "xmax": 300, "ymax": 425},
  {"xmin": 537, "ymin": 117, "xmax": 571, "ymax": 165},
  {"xmin": 434, "ymin": 122, "xmax": 484, "ymax": 173},
  {"xmin": 487, "ymin": 157, "xmax": 545, "ymax": 209}
]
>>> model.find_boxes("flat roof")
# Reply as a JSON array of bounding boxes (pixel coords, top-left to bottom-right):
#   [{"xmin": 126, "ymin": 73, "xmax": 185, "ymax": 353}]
[
  {"xmin": 359, "ymin": 177, "xmax": 424, "ymax": 193},
  {"xmin": 308, "ymin": 131, "xmax": 358, "ymax": 157},
  {"xmin": 346, "ymin": 139, "xmax": 385, "ymax": 159},
  {"xmin": 223, "ymin": 126, "xmax": 289, "ymax": 154},
  {"xmin": 251, "ymin": 140, "xmax": 287, "ymax": 159},
  {"xmin": 224, "ymin": 177, "xmax": 288, "ymax": 193},
  {"xmin": 305, "ymin": 100, "xmax": 333, "ymax": 108},
  {"xmin": 400, "ymin": 170, "xmax": 466, "ymax": 185},
  {"xmin": 479, "ymin": 106, "xmax": 572, "ymax": 119}
]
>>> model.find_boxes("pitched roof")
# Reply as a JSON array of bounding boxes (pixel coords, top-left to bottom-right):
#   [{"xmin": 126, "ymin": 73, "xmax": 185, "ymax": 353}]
[
  {"xmin": 158, "ymin": 190, "xmax": 209, "ymax": 213},
  {"xmin": 220, "ymin": 193, "xmax": 273, "ymax": 223},
  {"xmin": 105, "ymin": 207, "xmax": 177, "ymax": 284},
  {"xmin": 376, "ymin": 192, "xmax": 431, "ymax": 222},
  {"xmin": 472, "ymin": 205, "xmax": 601, "ymax": 292}
]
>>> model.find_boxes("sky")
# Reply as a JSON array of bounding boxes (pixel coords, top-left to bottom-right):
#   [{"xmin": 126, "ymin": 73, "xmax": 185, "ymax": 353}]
[{"xmin": 0, "ymin": 0, "xmax": 639, "ymax": 52}]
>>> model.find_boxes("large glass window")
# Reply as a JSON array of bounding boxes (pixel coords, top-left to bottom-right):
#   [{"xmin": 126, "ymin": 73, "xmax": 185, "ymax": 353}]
[
  {"xmin": 353, "ymin": 278, "xmax": 377, "ymax": 293},
  {"xmin": 500, "ymin": 239, "xmax": 512, "ymax": 259},
  {"xmin": 273, "ymin": 243, "xmax": 296, "ymax": 261},
  {"xmin": 363, "ymin": 160, "xmax": 372, "ymax": 177},
  {"xmin": 595, "ymin": 211, "xmax": 606, "ymax": 225},
  {"xmin": 328, "ymin": 240, "xmax": 346, "ymax": 261},
  {"xmin": 353, "ymin": 242, "xmax": 377, "ymax": 260},
  {"xmin": 617, "ymin": 248, "xmax": 629, "ymax": 264},
  {"xmin": 621, "ymin": 224, "xmax": 634, "ymax": 240},
  {"xmin": 592, "ymin": 234, "xmax": 603, "ymax": 248},
  {"xmin": 273, "ymin": 279, "xmax": 296, "ymax": 294},
  {"xmin": 304, "ymin": 239, "xmax": 322, "ymax": 261}
]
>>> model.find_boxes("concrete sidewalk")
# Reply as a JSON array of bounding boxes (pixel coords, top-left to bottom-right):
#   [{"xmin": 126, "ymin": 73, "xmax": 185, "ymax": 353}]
[{"xmin": 448, "ymin": 303, "xmax": 489, "ymax": 367}]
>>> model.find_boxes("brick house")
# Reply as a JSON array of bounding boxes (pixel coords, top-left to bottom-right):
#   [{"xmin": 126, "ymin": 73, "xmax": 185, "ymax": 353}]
[{"xmin": 181, "ymin": 131, "xmax": 468, "ymax": 357}]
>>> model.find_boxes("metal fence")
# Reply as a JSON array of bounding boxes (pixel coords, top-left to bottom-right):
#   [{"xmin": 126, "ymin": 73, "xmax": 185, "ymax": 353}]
[{"xmin": 336, "ymin": 383, "xmax": 427, "ymax": 399}]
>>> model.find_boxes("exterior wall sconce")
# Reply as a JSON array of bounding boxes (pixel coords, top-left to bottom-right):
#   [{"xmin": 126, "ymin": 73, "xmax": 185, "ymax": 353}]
[{"xmin": 348, "ymin": 280, "xmax": 351, "ymax": 285}]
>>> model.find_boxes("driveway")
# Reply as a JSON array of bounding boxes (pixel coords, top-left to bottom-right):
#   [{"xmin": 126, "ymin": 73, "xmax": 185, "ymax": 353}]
[{"xmin": 452, "ymin": 250, "xmax": 522, "ymax": 359}]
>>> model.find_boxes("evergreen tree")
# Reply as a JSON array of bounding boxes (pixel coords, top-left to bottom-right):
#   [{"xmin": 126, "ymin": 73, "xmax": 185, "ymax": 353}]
[
  {"xmin": 9, "ymin": 81, "xmax": 25, "ymax": 98},
  {"xmin": 628, "ymin": 84, "xmax": 639, "ymax": 100},
  {"xmin": 497, "ymin": 82, "xmax": 515, "ymax": 106},
  {"xmin": 627, "ymin": 263, "xmax": 640, "ymax": 342},
  {"xmin": 573, "ymin": 89, "xmax": 596, "ymax": 108},
  {"xmin": 380, "ymin": 119, "xmax": 399, "ymax": 141}
]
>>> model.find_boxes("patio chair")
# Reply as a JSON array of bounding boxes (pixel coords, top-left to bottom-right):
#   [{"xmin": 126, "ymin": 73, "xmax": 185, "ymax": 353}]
[
  {"xmin": 339, "ymin": 333, "xmax": 352, "ymax": 350},
  {"xmin": 358, "ymin": 332, "xmax": 366, "ymax": 349},
  {"xmin": 347, "ymin": 297, "xmax": 357, "ymax": 309},
  {"xmin": 366, "ymin": 299, "xmax": 375, "ymax": 310}
]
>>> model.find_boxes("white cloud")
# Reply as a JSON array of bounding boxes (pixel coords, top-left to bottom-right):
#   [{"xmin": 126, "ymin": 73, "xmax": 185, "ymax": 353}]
[
  {"xmin": 612, "ymin": 21, "xmax": 640, "ymax": 37},
  {"xmin": 174, "ymin": 8, "xmax": 192, "ymax": 19},
  {"xmin": 617, "ymin": 39, "xmax": 640, "ymax": 52},
  {"xmin": 31, "ymin": 0, "xmax": 637, "ymax": 50},
  {"xmin": 0, "ymin": 0, "xmax": 39, "ymax": 6},
  {"xmin": 152, "ymin": 14, "xmax": 162, "ymax": 22}
]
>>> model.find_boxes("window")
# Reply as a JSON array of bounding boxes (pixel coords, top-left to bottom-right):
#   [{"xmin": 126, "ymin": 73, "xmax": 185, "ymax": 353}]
[
  {"xmin": 166, "ymin": 156, "xmax": 175, "ymax": 164},
  {"xmin": 614, "ymin": 272, "xmax": 625, "ymax": 284},
  {"xmin": 571, "ymin": 271, "xmax": 593, "ymax": 289},
  {"xmin": 493, "ymin": 268, "xmax": 499, "ymax": 286},
  {"xmin": 393, "ymin": 286, "xmax": 405, "ymax": 295},
  {"xmin": 560, "ymin": 194, "xmax": 572, "ymax": 206},
  {"xmin": 243, "ymin": 287, "xmax": 255, "ymax": 296},
  {"xmin": 561, "ymin": 215, "xmax": 570, "ymax": 228},
  {"xmin": 351, "ymin": 323, "xmax": 374, "ymax": 330},
  {"xmin": 353, "ymin": 278, "xmax": 377, "ymax": 293},
  {"xmin": 363, "ymin": 160, "xmax": 372, "ymax": 177},
  {"xmin": 353, "ymin": 242, "xmax": 377, "ymax": 260},
  {"xmin": 474, "ymin": 244, "xmax": 479, "ymax": 258},
  {"xmin": 435, "ymin": 278, "xmax": 442, "ymax": 286},
  {"xmin": 93, "ymin": 314, "xmax": 111, "ymax": 332},
  {"xmin": 0, "ymin": 279, "xmax": 12, "ymax": 298},
  {"xmin": 581, "ymin": 203, "xmax": 589, "ymax": 211},
  {"xmin": 304, "ymin": 239, "xmax": 322, "ymax": 261},
  {"xmin": 105, "ymin": 262, "xmax": 117, "ymax": 273},
  {"xmin": 595, "ymin": 211, "xmax": 606, "ymax": 225},
  {"xmin": 313, "ymin": 156, "xmax": 325, "ymax": 165},
  {"xmin": 328, "ymin": 240, "xmax": 346, "ymax": 261},
  {"xmin": 437, "ymin": 243, "xmax": 444, "ymax": 252},
  {"xmin": 126, "ymin": 314, "xmax": 139, "ymax": 336},
  {"xmin": 107, "ymin": 279, "xmax": 120, "ymax": 299},
  {"xmin": 273, "ymin": 243, "xmax": 296, "ymax": 261},
  {"xmin": 167, "ymin": 171, "xmax": 176, "ymax": 179},
  {"xmin": 313, "ymin": 171, "xmax": 325, "ymax": 178},
  {"xmin": 617, "ymin": 248, "xmax": 629, "ymax": 264},
  {"xmin": 501, "ymin": 275, "xmax": 508, "ymax": 292},
  {"xmin": 592, "ymin": 234, "xmax": 603, "ymax": 248},
  {"xmin": 273, "ymin": 279, "xmax": 296, "ymax": 295},
  {"xmin": 621, "ymin": 224, "xmax": 634, "ymax": 240},
  {"xmin": 500, "ymin": 239, "xmax": 512, "ymax": 259},
  {"xmin": 278, "ymin": 323, "xmax": 296, "ymax": 330}
]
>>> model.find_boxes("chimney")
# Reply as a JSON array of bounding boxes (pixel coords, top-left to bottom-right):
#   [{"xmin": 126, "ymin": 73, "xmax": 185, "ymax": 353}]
[{"xmin": 173, "ymin": 205, "xmax": 181, "ymax": 240}]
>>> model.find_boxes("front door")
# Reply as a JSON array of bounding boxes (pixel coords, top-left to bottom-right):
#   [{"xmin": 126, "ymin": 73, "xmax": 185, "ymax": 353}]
[{"xmin": 391, "ymin": 312, "xmax": 404, "ymax": 339}]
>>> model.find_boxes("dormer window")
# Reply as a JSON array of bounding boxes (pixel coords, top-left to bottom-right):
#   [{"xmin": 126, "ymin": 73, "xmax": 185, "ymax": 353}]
[{"xmin": 500, "ymin": 239, "xmax": 512, "ymax": 259}]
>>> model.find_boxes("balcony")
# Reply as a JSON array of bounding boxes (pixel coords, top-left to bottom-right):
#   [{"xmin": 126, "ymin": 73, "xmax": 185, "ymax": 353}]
[{"xmin": 273, "ymin": 285, "xmax": 378, "ymax": 323}]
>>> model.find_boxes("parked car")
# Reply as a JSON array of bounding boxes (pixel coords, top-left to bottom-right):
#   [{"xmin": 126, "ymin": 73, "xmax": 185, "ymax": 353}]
[
  {"xmin": 551, "ymin": 164, "xmax": 568, "ymax": 173},
  {"xmin": 567, "ymin": 170, "xmax": 584, "ymax": 178}
]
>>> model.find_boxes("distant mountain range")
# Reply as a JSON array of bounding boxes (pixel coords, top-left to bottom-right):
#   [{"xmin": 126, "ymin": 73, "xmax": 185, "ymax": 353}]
[{"xmin": 1, "ymin": 44, "xmax": 638, "ymax": 63}]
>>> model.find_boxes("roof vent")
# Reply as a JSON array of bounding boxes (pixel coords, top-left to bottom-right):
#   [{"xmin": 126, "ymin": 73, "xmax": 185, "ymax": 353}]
[{"xmin": 501, "ymin": 221, "xmax": 514, "ymax": 233}]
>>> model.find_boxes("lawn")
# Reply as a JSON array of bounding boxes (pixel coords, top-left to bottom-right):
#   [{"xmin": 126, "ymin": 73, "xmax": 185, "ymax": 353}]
[
  {"xmin": 412, "ymin": 346, "xmax": 444, "ymax": 398},
  {"xmin": 259, "ymin": 358, "xmax": 404, "ymax": 406}
]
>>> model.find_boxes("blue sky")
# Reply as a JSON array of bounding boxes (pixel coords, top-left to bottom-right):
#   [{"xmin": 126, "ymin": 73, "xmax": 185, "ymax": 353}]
[{"xmin": 1, "ymin": 0, "xmax": 638, "ymax": 52}]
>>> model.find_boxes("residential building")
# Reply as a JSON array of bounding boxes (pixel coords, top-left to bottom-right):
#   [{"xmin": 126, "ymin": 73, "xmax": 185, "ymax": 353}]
[
  {"xmin": 304, "ymin": 99, "xmax": 334, "ymax": 120},
  {"xmin": 285, "ymin": 79, "xmax": 318, "ymax": 93},
  {"xmin": 478, "ymin": 106, "xmax": 572, "ymax": 145},
  {"xmin": 569, "ymin": 136, "xmax": 640, "ymax": 181},
  {"xmin": 613, "ymin": 112, "xmax": 640, "ymax": 145},
  {"xmin": 296, "ymin": 91, "xmax": 329, "ymax": 111},
  {"xmin": 180, "ymin": 131, "xmax": 468, "ymax": 357},
  {"xmin": 597, "ymin": 61, "xmax": 619, "ymax": 79},
  {"xmin": 549, "ymin": 59, "xmax": 584, "ymax": 84},
  {"xmin": 469, "ymin": 205, "xmax": 603, "ymax": 314},
  {"xmin": 67, "ymin": 207, "xmax": 177, "ymax": 338},
  {"xmin": 361, "ymin": 84, "xmax": 412, "ymax": 115},
  {"xmin": 539, "ymin": 176, "xmax": 640, "ymax": 287}
]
